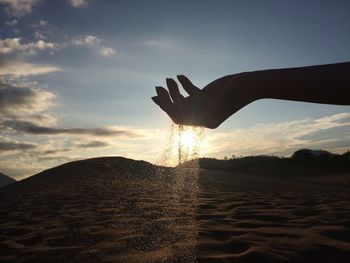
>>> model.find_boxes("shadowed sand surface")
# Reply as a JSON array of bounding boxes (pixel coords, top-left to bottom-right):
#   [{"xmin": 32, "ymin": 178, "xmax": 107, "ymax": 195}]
[{"xmin": 1, "ymin": 157, "xmax": 350, "ymax": 262}]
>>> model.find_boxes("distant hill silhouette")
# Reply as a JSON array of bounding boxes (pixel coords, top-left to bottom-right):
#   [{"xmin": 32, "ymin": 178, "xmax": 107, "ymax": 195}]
[
  {"xmin": 0, "ymin": 157, "xmax": 169, "ymax": 192},
  {"xmin": 342, "ymin": 151, "xmax": 350, "ymax": 160},
  {"xmin": 291, "ymin": 149, "xmax": 339, "ymax": 160},
  {"xmin": 199, "ymin": 149, "xmax": 350, "ymax": 177},
  {"xmin": 0, "ymin": 172, "xmax": 16, "ymax": 188},
  {"xmin": 2, "ymin": 149, "xmax": 349, "ymax": 189},
  {"xmin": 0, "ymin": 157, "xmax": 191, "ymax": 263},
  {"xmin": 0, "ymin": 156, "xmax": 172, "ymax": 195}
]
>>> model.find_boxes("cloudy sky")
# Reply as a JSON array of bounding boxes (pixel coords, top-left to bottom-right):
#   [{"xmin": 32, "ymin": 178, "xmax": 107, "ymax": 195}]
[{"xmin": 0, "ymin": 0, "xmax": 350, "ymax": 179}]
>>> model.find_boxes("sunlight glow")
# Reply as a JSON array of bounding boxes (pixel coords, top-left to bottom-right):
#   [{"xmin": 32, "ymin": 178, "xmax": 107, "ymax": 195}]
[
  {"xmin": 174, "ymin": 125, "xmax": 204, "ymax": 164},
  {"xmin": 154, "ymin": 124, "xmax": 204, "ymax": 167},
  {"xmin": 180, "ymin": 129, "xmax": 197, "ymax": 150}
]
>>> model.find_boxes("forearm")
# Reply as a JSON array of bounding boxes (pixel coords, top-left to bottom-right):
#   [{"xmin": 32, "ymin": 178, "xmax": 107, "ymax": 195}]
[{"xmin": 242, "ymin": 62, "xmax": 350, "ymax": 105}]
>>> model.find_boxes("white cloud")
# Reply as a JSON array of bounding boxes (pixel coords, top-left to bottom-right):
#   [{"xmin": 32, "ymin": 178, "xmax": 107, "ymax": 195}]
[
  {"xmin": 69, "ymin": 0, "xmax": 88, "ymax": 7},
  {"xmin": 0, "ymin": 38, "xmax": 56, "ymax": 55},
  {"xmin": 203, "ymin": 113, "xmax": 350, "ymax": 158},
  {"xmin": 0, "ymin": 0, "xmax": 41, "ymax": 17},
  {"xmin": 73, "ymin": 35, "xmax": 101, "ymax": 46},
  {"xmin": 73, "ymin": 35, "xmax": 116, "ymax": 57},
  {"xmin": 100, "ymin": 46, "xmax": 116, "ymax": 57},
  {"xmin": 0, "ymin": 61, "xmax": 61, "ymax": 76}
]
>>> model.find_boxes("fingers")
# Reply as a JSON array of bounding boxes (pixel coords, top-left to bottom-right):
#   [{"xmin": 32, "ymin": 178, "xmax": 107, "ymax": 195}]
[
  {"xmin": 151, "ymin": 96, "xmax": 160, "ymax": 105},
  {"xmin": 166, "ymin": 78, "xmax": 184, "ymax": 103},
  {"xmin": 154, "ymin": 86, "xmax": 177, "ymax": 119},
  {"xmin": 152, "ymin": 76, "xmax": 199, "ymax": 125},
  {"xmin": 155, "ymin": 86, "xmax": 172, "ymax": 107},
  {"xmin": 151, "ymin": 94, "xmax": 180, "ymax": 124},
  {"xmin": 177, "ymin": 75, "xmax": 200, "ymax": 96}
]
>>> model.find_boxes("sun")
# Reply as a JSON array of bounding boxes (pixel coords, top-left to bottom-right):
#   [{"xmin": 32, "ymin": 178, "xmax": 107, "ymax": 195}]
[
  {"xmin": 168, "ymin": 125, "xmax": 204, "ymax": 164},
  {"xmin": 180, "ymin": 129, "xmax": 197, "ymax": 150}
]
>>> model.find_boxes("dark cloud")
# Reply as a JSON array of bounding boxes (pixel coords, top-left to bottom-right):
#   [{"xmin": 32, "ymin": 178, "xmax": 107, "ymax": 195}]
[
  {"xmin": 0, "ymin": 81, "xmax": 54, "ymax": 118},
  {"xmin": 0, "ymin": 141, "xmax": 36, "ymax": 152},
  {"xmin": 3, "ymin": 120, "xmax": 143, "ymax": 138},
  {"xmin": 37, "ymin": 156, "xmax": 73, "ymax": 162},
  {"xmin": 76, "ymin": 141, "xmax": 109, "ymax": 148},
  {"xmin": 32, "ymin": 141, "xmax": 108, "ymax": 156},
  {"xmin": 0, "ymin": 83, "xmax": 38, "ymax": 111},
  {"xmin": 39, "ymin": 148, "xmax": 73, "ymax": 155}
]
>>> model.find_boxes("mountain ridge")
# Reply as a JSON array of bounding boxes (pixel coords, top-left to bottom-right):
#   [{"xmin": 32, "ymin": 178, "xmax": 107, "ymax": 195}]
[
  {"xmin": 0, "ymin": 156, "xmax": 172, "ymax": 195},
  {"xmin": 0, "ymin": 172, "xmax": 16, "ymax": 188}
]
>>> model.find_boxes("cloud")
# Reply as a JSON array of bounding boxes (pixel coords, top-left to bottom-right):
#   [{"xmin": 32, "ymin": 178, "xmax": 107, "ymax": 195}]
[
  {"xmin": 73, "ymin": 35, "xmax": 116, "ymax": 57},
  {"xmin": 69, "ymin": 0, "xmax": 88, "ymax": 7},
  {"xmin": 0, "ymin": 0, "xmax": 41, "ymax": 17},
  {"xmin": 31, "ymin": 140, "xmax": 109, "ymax": 155},
  {"xmin": 73, "ymin": 35, "xmax": 101, "ymax": 46},
  {"xmin": 100, "ymin": 46, "xmax": 116, "ymax": 57},
  {"xmin": 0, "ymin": 82, "xmax": 55, "ymax": 119},
  {"xmin": 0, "ymin": 38, "xmax": 60, "ymax": 77},
  {"xmin": 0, "ymin": 60, "xmax": 61, "ymax": 76},
  {"xmin": 203, "ymin": 113, "xmax": 350, "ymax": 158},
  {"xmin": 75, "ymin": 140, "xmax": 109, "ymax": 148},
  {"xmin": 3, "ymin": 120, "xmax": 145, "ymax": 138},
  {"xmin": 0, "ymin": 81, "xmax": 56, "ymax": 130},
  {"xmin": 0, "ymin": 38, "xmax": 56, "ymax": 55},
  {"xmin": 0, "ymin": 141, "xmax": 36, "ymax": 152},
  {"xmin": 0, "ymin": 159, "xmax": 41, "ymax": 179}
]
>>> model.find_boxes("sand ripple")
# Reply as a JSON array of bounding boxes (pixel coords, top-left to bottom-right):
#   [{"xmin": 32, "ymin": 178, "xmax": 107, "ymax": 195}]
[{"xmin": 1, "ymin": 164, "xmax": 350, "ymax": 262}]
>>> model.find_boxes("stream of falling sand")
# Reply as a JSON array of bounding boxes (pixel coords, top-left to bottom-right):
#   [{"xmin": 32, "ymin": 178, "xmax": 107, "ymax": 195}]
[
  {"xmin": 101, "ymin": 124, "xmax": 204, "ymax": 262},
  {"xmin": 152, "ymin": 124, "xmax": 204, "ymax": 262},
  {"xmin": 157, "ymin": 124, "xmax": 204, "ymax": 166}
]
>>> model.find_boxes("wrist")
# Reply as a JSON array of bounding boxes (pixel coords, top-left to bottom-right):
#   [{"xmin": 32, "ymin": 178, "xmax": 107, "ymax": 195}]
[
  {"xmin": 220, "ymin": 72, "xmax": 262, "ymax": 103},
  {"xmin": 236, "ymin": 71, "xmax": 264, "ymax": 101}
]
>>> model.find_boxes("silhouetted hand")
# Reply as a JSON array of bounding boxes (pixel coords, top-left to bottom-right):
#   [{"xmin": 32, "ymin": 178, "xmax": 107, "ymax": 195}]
[
  {"xmin": 151, "ymin": 75, "xmax": 253, "ymax": 129},
  {"xmin": 152, "ymin": 62, "xmax": 350, "ymax": 129}
]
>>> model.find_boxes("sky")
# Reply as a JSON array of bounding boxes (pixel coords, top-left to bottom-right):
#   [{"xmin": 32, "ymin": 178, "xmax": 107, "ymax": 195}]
[{"xmin": 0, "ymin": 0, "xmax": 350, "ymax": 179}]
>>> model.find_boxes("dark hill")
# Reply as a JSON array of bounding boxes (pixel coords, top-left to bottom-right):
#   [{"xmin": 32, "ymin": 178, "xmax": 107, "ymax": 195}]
[
  {"xmin": 342, "ymin": 151, "xmax": 350, "ymax": 160},
  {"xmin": 199, "ymin": 150, "xmax": 350, "ymax": 177},
  {"xmin": 291, "ymin": 149, "xmax": 339, "ymax": 160},
  {"xmin": 0, "ymin": 157, "xmax": 194, "ymax": 263},
  {"xmin": 0, "ymin": 156, "xmax": 171, "ymax": 196},
  {"xmin": 0, "ymin": 172, "xmax": 16, "ymax": 188}
]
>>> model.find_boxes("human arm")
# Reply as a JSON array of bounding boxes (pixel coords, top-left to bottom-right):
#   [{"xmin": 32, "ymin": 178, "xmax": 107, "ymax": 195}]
[{"xmin": 151, "ymin": 62, "xmax": 350, "ymax": 129}]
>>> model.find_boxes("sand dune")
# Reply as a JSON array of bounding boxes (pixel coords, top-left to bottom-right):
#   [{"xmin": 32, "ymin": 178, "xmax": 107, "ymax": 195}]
[
  {"xmin": 197, "ymin": 170, "xmax": 350, "ymax": 262},
  {"xmin": 1, "ymin": 157, "xmax": 350, "ymax": 262},
  {"xmin": 0, "ymin": 173, "xmax": 16, "ymax": 188}
]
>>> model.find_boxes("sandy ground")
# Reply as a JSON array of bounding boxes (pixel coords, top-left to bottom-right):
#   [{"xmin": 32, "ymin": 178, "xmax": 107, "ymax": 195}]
[
  {"xmin": 197, "ymin": 170, "xmax": 350, "ymax": 262},
  {"xmin": 1, "ymin": 158, "xmax": 350, "ymax": 262}
]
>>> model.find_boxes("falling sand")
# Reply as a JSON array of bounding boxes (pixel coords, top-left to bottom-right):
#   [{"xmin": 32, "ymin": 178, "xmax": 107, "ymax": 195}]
[
  {"xmin": 156, "ymin": 124, "xmax": 204, "ymax": 167},
  {"xmin": 151, "ymin": 124, "xmax": 204, "ymax": 262}
]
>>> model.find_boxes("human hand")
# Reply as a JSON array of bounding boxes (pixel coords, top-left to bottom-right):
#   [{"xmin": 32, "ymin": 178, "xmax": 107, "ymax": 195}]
[{"xmin": 151, "ymin": 74, "xmax": 253, "ymax": 129}]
